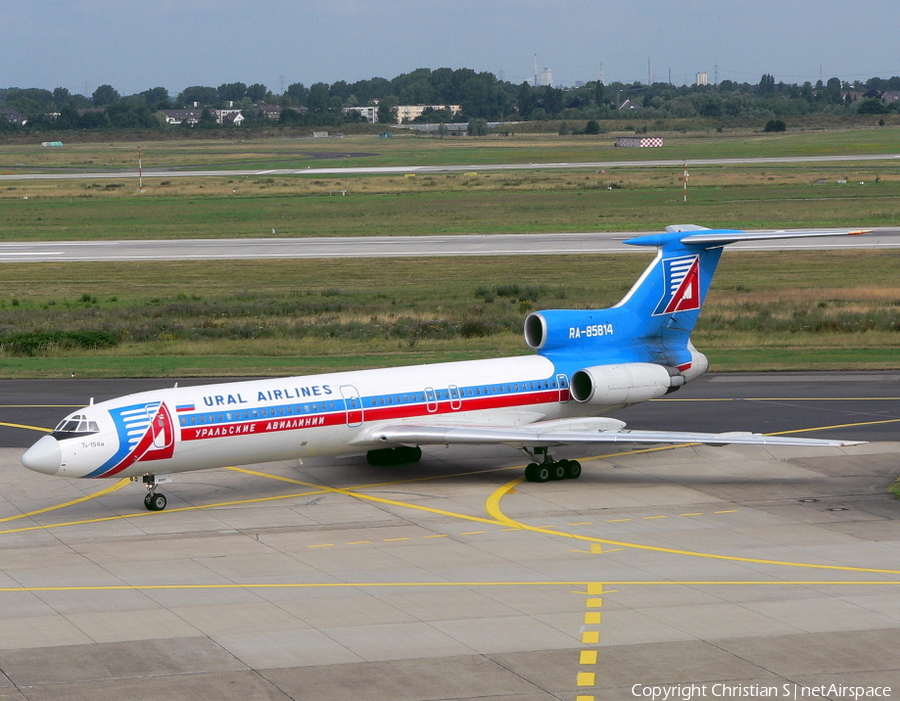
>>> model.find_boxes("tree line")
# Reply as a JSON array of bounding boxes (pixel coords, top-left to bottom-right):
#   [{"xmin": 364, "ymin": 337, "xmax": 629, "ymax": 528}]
[{"xmin": 2, "ymin": 69, "xmax": 900, "ymax": 133}]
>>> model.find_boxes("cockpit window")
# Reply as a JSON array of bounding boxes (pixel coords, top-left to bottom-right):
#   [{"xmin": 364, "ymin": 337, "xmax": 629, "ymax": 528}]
[{"xmin": 52, "ymin": 414, "xmax": 100, "ymax": 440}]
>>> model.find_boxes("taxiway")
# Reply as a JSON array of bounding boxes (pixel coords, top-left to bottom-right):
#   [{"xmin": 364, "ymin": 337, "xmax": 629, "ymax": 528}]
[
  {"xmin": 0, "ymin": 229, "xmax": 897, "ymax": 263},
  {"xmin": 0, "ymin": 372, "xmax": 898, "ymax": 700}
]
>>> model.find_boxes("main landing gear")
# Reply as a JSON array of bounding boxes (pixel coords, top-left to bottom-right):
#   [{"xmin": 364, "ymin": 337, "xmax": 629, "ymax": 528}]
[
  {"xmin": 139, "ymin": 473, "xmax": 172, "ymax": 511},
  {"xmin": 523, "ymin": 447, "xmax": 582, "ymax": 483}
]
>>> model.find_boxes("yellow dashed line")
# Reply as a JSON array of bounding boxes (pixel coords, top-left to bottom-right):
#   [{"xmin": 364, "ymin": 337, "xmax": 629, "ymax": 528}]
[
  {"xmin": 307, "ymin": 543, "xmax": 334, "ymax": 549},
  {"xmin": 569, "ymin": 522, "xmax": 592, "ymax": 526},
  {"xmin": 346, "ymin": 541, "xmax": 371, "ymax": 545},
  {"xmin": 461, "ymin": 530, "xmax": 486, "ymax": 535},
  {"xmin": 384, "ymin": 537, "xmax": 409, "ymax": 542},
  {"xmin": 642, "ymin": 516, "xmax": 667, "ymax": 520},
  {"xmin": 715, "ymin": 510, "xmax": 738, "ymax": 514},
  {"xmin": 424, "ymin": 534, "xmax": 448, "ymax": 539},
  {"xmin": 607, "ymin": 518, "xmax": 630, "ymax": 523},
  {"xmin": 680, "ymin": 512, "xmax": 703, "ymax": 516}
]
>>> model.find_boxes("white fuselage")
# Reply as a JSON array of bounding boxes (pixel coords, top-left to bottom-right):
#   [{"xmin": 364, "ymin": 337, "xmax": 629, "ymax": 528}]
[{"xmin": 27, "ymin": 354, "xmax": 607, "ymax": 480}]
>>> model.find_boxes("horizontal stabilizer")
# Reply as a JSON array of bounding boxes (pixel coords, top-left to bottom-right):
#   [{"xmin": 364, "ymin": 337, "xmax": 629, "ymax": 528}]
[
  {"xmin": 679, "ymin": 228, "xmax": 871, "ymax": 246},
  {"xmin": 623, "ymin": 227, "xmax": 870, "ymax": 249}
]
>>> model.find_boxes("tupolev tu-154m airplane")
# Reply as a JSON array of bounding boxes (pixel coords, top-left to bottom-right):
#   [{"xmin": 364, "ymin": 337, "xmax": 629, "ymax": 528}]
[{"xmin": 22, "ymin": 225, "xmax": 869, "ymax": 511}]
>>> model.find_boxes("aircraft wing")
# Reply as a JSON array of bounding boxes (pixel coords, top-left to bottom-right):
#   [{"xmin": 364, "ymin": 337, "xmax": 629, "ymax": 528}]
[{"xmin": 353, "ymin": 417, "xmax": 865, "ymax": 449}]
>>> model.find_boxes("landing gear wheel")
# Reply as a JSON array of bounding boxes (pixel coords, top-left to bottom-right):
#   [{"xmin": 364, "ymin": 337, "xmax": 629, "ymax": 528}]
[
  {"xmin": 549, "ymin": 462, "xmax": 566, "ymax": 481},
  {"xmin": 563, "ymin": 460, "xmax": 582, "ymax": 480},
  {"xmin": 525, "ymin": 463, "xmax": 550, "ymax": 483},
  {"xmin": 146, "ymin": 493, "xmax": 167, "ymax": 511}
]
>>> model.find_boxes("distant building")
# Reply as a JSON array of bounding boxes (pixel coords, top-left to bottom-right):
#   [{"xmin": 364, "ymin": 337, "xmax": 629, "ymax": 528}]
[
  {"xmin": 213, "ymin": 109, "xmax": 243, "ymax": 126},
  {"xmin": 0, "ymin": 109, "xmax": 27, "ymax": 126},
  {"xmin": 395, "ymin": 104, "xmax": 462, "ymax": 124},
  {"xmin": 696, "ymin": 72, "xmax": 709, "ymax": 86},
  {"xmin": 160, "ymin": 109, "xmax": 203, "ymax": 125},
  {"xmin": 343, "ymin": 106, "xmax": 378, "ymax": 123},
  {"xmin": 256, "ymin": 105, "xmax": 284, "ymax": 120},
  {"xmin": 218, "ymin": 111, "xmax": 244, "ymax": 126},
  {"xmin": 538, "ymin": 67, "xmax": 553, "ymax": 87},
  {"xmin": 159, "ymin": 108, "xmax": 243, "ymax": 126}
]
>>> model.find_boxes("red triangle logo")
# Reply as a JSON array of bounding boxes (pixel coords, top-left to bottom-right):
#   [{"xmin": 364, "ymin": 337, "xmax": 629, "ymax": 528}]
[{"xmin": 663, "ymin": 257, "xmax": 700, "ymax": 314}]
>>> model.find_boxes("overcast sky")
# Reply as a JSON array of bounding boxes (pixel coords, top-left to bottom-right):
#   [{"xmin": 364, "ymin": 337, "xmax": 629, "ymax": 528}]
[{"xmin": 3, "ymin": 0, "xmax": 898, "ymax": 97}]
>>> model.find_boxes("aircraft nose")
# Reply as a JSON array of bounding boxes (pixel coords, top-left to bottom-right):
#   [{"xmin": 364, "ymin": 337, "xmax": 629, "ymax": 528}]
[{"xmin": 21, "ymin": 435, "xmax": 62, "ymax": 476}]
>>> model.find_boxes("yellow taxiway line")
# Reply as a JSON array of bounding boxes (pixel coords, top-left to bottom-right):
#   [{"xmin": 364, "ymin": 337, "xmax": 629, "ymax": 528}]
[
  {"xmin": 0, "ymin": 478, "xmax": 131, "ymax": 524},
  {"xmin": 484, "ymin": 475, "xmax": 900, "ymax": 575}
]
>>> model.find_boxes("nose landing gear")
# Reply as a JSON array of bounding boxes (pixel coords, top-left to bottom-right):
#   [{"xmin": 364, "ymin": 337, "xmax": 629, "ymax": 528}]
[
  {"xmin": 139, "ymin": 473, "xmax": 172, "ymax": 511},
  {"xmin": 523, "ymin": 447, "xmax": 582, "ymax": 483}
]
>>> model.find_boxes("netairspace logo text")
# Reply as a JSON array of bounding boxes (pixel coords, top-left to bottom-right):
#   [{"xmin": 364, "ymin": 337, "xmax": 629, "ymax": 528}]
[{"xmin": 631, "ymin": 683, "xmax": 892, "ymax": 701}]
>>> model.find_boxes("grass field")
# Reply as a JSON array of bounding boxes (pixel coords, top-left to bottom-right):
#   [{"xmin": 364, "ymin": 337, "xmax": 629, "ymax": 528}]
[
  {"xmin": 3, "ymin": 170, "xmax": 900, "ymax": 240},
  {"xmin": 0, "ymin": 130, "xmax": 897, "ymax": 377},
  {"xmin": 3, "ymin": 124, "xmax": 900, "ymax": 171},
  {"xmin": 0, "ymin": 251, "xmax": 895, "ymax": 377}
]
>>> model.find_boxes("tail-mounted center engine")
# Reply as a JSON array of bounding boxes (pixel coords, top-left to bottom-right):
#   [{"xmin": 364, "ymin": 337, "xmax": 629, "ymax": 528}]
[
  {"xmin": 569, "ymin": 363, "xmax": 684, "ymax": 407},
  {"xmin": 525, "ymin": 310, "xmax": 616, "ymax": 353}
]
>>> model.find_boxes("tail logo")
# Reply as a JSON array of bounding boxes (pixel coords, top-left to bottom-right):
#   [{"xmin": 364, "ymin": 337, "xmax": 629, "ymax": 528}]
[{"xmin": 653, "ymin": 255, "xmax": 701, "ymax": 315}]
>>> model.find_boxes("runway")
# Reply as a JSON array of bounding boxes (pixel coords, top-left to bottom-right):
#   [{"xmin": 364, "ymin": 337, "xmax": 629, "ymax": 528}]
[
  {"xmin": 0, "ymin": 229, "xmax": 898, "ymax": 263},
  {"xmin": 1, "ymin": 372, "xmax": 898, "ymax": 700},
  {"xmin": 3, "ymin": 152, "xmax": 900, "ymax": 182}
]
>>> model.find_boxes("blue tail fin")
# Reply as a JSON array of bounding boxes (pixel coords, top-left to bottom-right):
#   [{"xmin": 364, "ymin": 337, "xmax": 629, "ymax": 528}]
[
  {"xmin": 525, "ymin": 226, "xmax": 729, "ymax": 369},
  {"xmin": 610, "ymin": 227, "xmax": 728, "ymax": 366},
  {"xmin": 525, "ymin": 225, "xmax": 867, "ymax": 372}
]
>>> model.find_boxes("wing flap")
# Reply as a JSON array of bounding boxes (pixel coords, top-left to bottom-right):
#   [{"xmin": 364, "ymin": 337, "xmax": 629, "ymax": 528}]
[{"xmin": 354, "ymin": 420, "xmax": 865, "ymax": 449}]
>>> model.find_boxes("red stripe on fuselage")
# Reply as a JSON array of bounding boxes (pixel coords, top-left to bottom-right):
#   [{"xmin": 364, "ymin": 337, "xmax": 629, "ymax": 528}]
[{"xmin": 178, "ymin": 389, "xmax": 566, "ymax": 442}]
